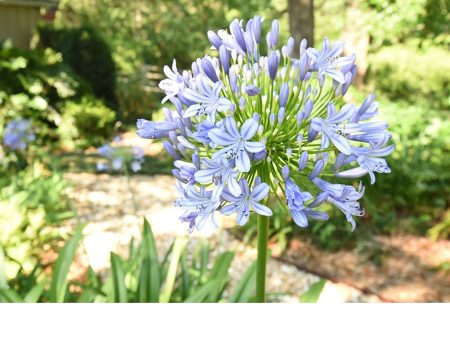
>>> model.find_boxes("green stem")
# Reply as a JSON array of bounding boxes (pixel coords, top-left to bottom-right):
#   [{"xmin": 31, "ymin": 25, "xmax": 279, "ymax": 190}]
[{"xmin": 256, "ymin": 210, "xmax": 269, "ymax": 303}]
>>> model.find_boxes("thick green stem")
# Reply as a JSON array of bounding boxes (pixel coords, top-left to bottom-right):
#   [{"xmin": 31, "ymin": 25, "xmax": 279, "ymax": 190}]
[{"xmin": 256, "ymin": 212, "xmax": 269, "ymax": 303}]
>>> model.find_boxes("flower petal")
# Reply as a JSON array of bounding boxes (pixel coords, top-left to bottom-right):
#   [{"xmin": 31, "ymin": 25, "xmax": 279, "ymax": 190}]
[
  {"xmin": 227, "ymin": 176, "xmax": 242, "ymax": 197},
  {"xmin": 250, "ymin": 183, "xmax": 269, "ymax": 201},
  {"xmin": 194, "ymin": 167, "xmax": 221, "ymax": 183},
  {"xmin": 240, "ymin": 118, "xmax": 259, "ymax": 140},
  {"xmin": 244, "ymin": 141, "xmax": 265, "ymax": 153},
  {"xmin": 208, "ymin": 128, "xmax": 236, "ymax": 146},
  {"xmin": 236, "ymin": 202, "xmax": 250, "ymax": 225},
  {"xmin": 235, "ymin": 149, "xmax": 250, "ymax": 172},
  {"xmin": 222, "ymin": 203, "xmax": 241, "ymax": 215},
  {"xmin": 290, "ymin": 209, "xmax": 308, "ymax": 227},
  {"xmin": 251, "ymin": 201, "xmax": 273, "ymax": 216},
  {"xmin": 224, "ymin": 116, "xmax": 240, "ymax": 138}
]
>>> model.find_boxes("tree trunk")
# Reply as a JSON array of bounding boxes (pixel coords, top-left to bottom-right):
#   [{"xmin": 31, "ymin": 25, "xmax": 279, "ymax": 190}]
[{"xmin": 288, "ymin": 0, "xmax": 314, "ymax": 49}]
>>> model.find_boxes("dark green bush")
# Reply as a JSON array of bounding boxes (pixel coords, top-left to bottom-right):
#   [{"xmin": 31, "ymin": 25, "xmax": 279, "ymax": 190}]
[
  {"xmin": 0, "ymin": 41, "xmax": 117, "ymax": 149},
  {"xmin": 368, "ymin": 45, "xmax": 450, "ymax": 110},
  {"xmin": 0, "ymin": 41, "xmax": 80, "ymax": 146},
  {"xmin": 38, "ymin": 24, "xmax": 117, "ymax": 107}
]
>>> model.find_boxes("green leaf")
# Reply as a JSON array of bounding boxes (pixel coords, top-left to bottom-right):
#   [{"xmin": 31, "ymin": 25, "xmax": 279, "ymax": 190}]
[
  {"xmin": 138, "ymin": 219, "xmax": 160, "ymax": 302},
  {"xmin": 229, "ymin": 262, "xmax": 257, "ymax": 303},
  {"xmin": 137, "ymin": 259, "xmax": 151, "ymax": 302},
  {"xmin": 206, "ymin": 251, "xmax": 234, "ymax": 302},
  {"xmin": 128, "ymin": 237, "xmax": 136, "ymax": 262},
  {"xmin": 184, "ymin": 278, "xmax": 224, "ymax": 303},
  {"xmin": 0, "ymin": 289, "xmax": 23, "ymax": 303},
  {"xmin": 300, "ymin": 279, "xmax": 326, "ymax": 303},
  {"xmin": 28, "ymin": 96, "xmax": 48, "ymax": 111},
  {"xmin": 24, "ymin": 282, "xmax": 46, "ymax": 303},
  {"xmin": 160, "ymin": 237, "xmax": 187, "ymax": 303},
  {"xmin": 110, "ymin": 253, "xmax": 128, "ymax": 303},
  {"xmin": 198, "ymin": 240, "xmax": 210, "ymax": 283},
  {"xmin": 49, "ymin": 224, "xmax": 85, "ymax": 303},
  {"xmin": 78, "ymin": 267, "xmax": 102, "ymax": 303},
  {"xmin": 160, "ymin": 242, "xmax": 174, "ymax": 282},
  {"xmin": 180, "ymin": 251, "xmax": 190, "ymax": 300}
]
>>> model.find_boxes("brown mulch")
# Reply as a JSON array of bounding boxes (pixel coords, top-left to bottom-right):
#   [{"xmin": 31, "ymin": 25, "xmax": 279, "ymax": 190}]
[{"xmin": 278, "ymin": 235, "xmax": 450, "ymax": 302}]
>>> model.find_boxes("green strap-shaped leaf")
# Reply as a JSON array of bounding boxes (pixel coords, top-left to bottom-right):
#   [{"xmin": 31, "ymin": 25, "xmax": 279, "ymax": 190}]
[
  {"xmin": 139, "ymin": 219, "xmax": 160, "ymax": 302},
  {"xmin": 24, "ymin": 282, "xmax": 46, "ymax": 303},
  {"xmin": 160, "ymin": 236, "xmax": 187, "ymax": 303},
  {"xmin": 0, "ymin": 289, "xmax": 23, "ymax": 303},
  {"xmin": 206, "ymin": 251, "xmax": 234, "ymax": 302},
  {"xmin": 229, "ymin": 261, "xmax": 257, "ymax": 303},
  {"xmin": 180, "ymin": 251, "xmax": 190, "ymax": 300},
  {"xmin": 49, "ymin": 224, "xmax": 85, "ymax": 303},
  {"xmin": 110, "ymin": 253, "xmax": 128, "ymax": 303},
  {"xmin": 184, "ymin": 278, "xmax": 225, "ymax": 303},
  {"xmin": 300, "ymin": 279, "xmax": 326, "ymax": 303}
]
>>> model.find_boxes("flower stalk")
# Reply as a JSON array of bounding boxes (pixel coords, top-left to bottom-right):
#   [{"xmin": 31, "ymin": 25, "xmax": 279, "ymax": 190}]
[{"xmin": 256, "ymin": 207, "xmax": 269, "ymax": 302}]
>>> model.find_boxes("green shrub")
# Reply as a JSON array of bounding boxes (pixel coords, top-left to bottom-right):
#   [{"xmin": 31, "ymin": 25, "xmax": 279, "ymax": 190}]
[
  {"xmin": 58, "ymin": 96, "xmax": 116, "ymax": 148},
  {"xmin": 0, "ymin": 163, "xmax": 74, "ymax": 276},
  {"xmin": 368, "ymin": 45, "xmax": 450, "ymax": 110},
  {"xmin": 38, "ymin": 24, "xmax": 117, "ymax": 107},
  {"xmin": 115, "ymin": 70, "xmax": 160, "ymax": 124},
  {"xmin": 0, "ymin": 41, "xmax": 117, "ymax": 149},
  {"xmin": 0, "ymin": 41, "xmax": 80, "ymax": 146},
  {"xmin": 364, "ymin": 100, "xmax": 450, "ymax": 234}
]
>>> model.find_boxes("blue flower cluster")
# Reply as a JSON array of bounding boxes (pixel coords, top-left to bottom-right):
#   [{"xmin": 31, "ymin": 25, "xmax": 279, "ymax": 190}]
[
  {"xmin": 3, "ymin": 118, "xmax": 35, "ymax": 150},
  {"xmin": 97, "ymin": 138, "xmax": 145, "ymax": 173},
  {"xmin": 137, "ymin": 16, "xmax": 393, "ymax": 232}
]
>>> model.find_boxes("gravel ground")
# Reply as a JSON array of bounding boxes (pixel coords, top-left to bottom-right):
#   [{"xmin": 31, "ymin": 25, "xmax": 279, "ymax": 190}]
[{"xmin": 65, "ymin": 172, "xmax": 381, "ymax": 303}]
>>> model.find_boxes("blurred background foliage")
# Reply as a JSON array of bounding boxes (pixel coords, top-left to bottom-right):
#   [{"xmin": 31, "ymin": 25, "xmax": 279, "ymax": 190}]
[{"xmin": 0, "ymin": 0, "xmax": 449, "ymax": 300}]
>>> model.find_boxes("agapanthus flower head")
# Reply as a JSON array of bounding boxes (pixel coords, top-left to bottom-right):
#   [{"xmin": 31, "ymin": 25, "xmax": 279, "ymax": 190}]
[
  {"xmin": 97, "ymin": 139, "xmax": 145, "ymax": 173},
  {"xmin": 137, "ymin": 15, "xmax": 393, "ymax": 232},
  {"xmin": 3, "ymin": 118, "xmax": 35, "ymax": 150}
]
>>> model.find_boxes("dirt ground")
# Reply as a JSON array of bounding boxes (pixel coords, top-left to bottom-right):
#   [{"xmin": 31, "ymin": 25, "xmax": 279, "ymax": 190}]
[{"xmin": 282, "ymin": 235, "xmax": 450, "ymax": 302}]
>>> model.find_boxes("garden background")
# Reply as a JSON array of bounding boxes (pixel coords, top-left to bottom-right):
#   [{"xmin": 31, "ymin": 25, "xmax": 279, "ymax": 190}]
[{"xmin": 0, "ymin": 0, "xmax": 449, "ymax": 302}]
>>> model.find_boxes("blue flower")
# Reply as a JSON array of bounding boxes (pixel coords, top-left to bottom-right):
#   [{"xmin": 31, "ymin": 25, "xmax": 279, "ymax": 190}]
[
  {"xmin": 336, "ymin": 142, "xmax": 394, "ymax": 184},
  {"xmin": 182, "ymin": 76, "xmax": 233, "ymax": 121},
  {"xmin": 136, "ymin": 119, "xmax": 177, "ymax": 139},
  {"xmin": 138, "ymin": 15, "xmax": 393, "ymax": 232},
  {"xmin": 97, "ymin": 141, "xmax": 145, "ymax": 173},
  {"xmin": 245, "ymin": 84, "xmax": 260, "ymax": 96},
  {"xmin": 309, "ymin": 103, "xmax": 360, "ymax": 155},
  {"xmin": 221, "ymin": 178, "xmax": 272, "ymax": 225},
  {"xmin": 282, "ymin": 167, "xmax": 329, "ymax": 227},
  {"xmin": 307, "ymin": 38, "xmax": 355, "ymax": 83},
  {"xmin": 175, "ymin": 185, "xmax": 221, "ymax": 231},
  {"xmin": 208, "ymin": 116, "xmax": 265, "ymax": 172},
  {"xmin": 173, "ymin": 154, "xmax": 200, "ymax": 185},
  {"xmin": 158, "ymin": 60, "xmax": 185, "ymax": 103},
  {"xmin": 313, "ymin": 178, "xmax": 364, "ymax": 230},
  {"xmin": 3, "ymin": 118, "xmax": 35, "ymax": 150},
  {"xmin": 194, "ymin": 157, "xmax": 241, "ymax": 197}
]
